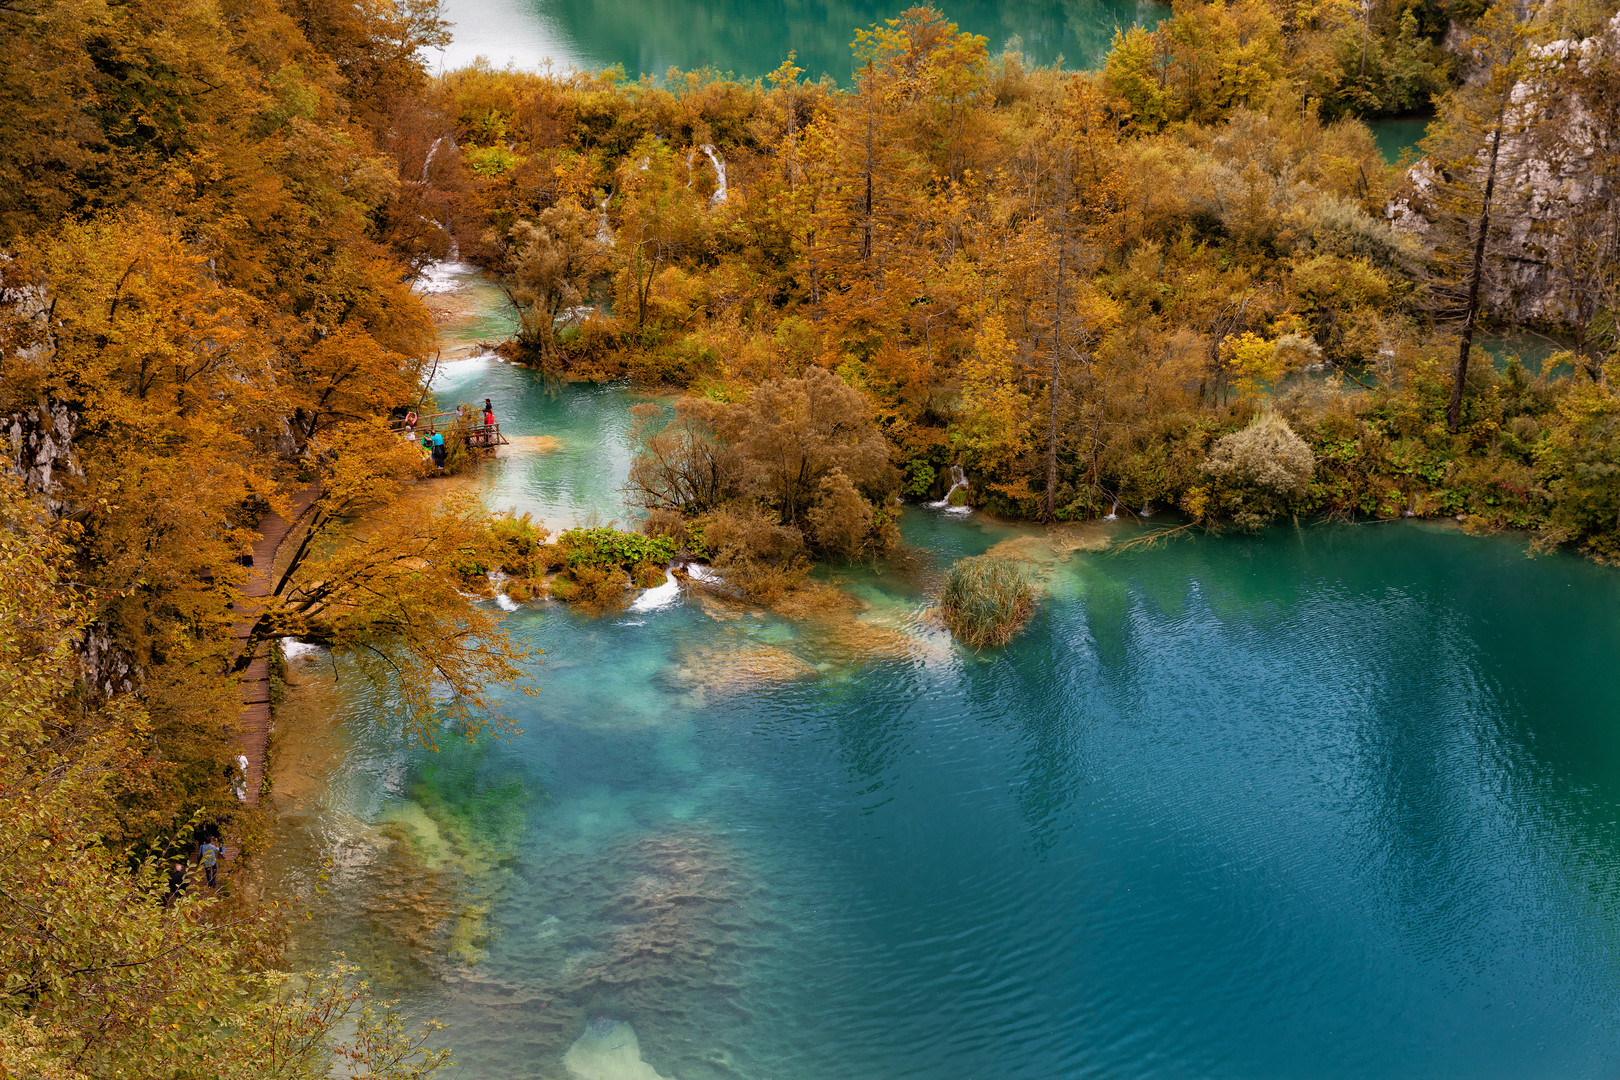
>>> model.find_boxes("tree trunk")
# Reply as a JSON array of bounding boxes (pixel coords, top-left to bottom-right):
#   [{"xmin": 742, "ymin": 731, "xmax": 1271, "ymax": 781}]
[
  {"xmin": 1045, "ymin": 161, "xmax": 1069, "ymax": 522},
  {"xmin": 1448, "ymin": 97, "xmax": 1509, "ymax": 435},
  {"xmin": 862, "ymin": 92, "xmax": 875, "ymax": 267}
]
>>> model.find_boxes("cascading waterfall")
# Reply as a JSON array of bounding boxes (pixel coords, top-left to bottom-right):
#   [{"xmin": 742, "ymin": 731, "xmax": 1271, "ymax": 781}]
[
  {"xmin": 927, "ymin": 465, "xmax": 970, "ymax": 513},
  {"xmin": 1104, "ymin": 499, "xmax": 1120, "ymax": 521},
  {"xmin": 630, "ymin": 571, "xmax": 682, "ymax": 612},
  {"xmin": 420, "ymin": 136, "xmax": 453, "ymax": 183},
  {"xmin": 700, "ymin": 144, "xmax": 728, "ymax": 205},
  {"xmin": 595, "ymin": 196, "xmax": 614, "ymax": 247}
]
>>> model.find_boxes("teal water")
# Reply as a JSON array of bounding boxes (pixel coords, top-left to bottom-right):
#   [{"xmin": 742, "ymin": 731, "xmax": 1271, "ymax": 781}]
[
  {"xmin": 434, "ymin": 0, "xmax": 1167, "ymax": 79},
  {"xmin": 1367, "ymin": 115, "xmax": 1431, "ymax": 165},
  {"xmin": 1478, "ymin": 328, "xmax": 1577, "ymax": 375},
  {"xmin": 269, "ymin": 364, "xmax": 1620, "ymax": 1079}
]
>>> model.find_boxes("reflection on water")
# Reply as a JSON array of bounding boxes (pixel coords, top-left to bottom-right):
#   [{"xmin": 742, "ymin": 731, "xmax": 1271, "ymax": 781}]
[
  {"xmin": 434, "ymin": 0, "xmax": 1169, "ymax": 77},
  {"xmin": 264, "ymin": 376, "xmax": 1620, "ymax": 1080},
  {"xmin": 267, "ymin": 266, "xmax": 1620, "ymax": 1078}
]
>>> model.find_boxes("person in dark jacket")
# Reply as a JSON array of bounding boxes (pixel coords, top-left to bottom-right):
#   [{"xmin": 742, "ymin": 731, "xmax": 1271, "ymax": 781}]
[{"xmin": 166, "ymin": 861, "xmax": 187, "ymax": 904}]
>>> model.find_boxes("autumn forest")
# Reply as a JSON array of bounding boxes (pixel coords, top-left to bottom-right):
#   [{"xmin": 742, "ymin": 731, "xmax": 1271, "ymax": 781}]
[{"xmin": 3, "ymin": 0, "xmax": 1620, "ymax": 1072}]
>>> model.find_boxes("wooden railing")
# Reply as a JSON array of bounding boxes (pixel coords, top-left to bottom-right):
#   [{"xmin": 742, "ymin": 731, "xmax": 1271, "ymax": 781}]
[{"xmin": 392, "ymin": 408, "xmax": 508, "ymax": 448}]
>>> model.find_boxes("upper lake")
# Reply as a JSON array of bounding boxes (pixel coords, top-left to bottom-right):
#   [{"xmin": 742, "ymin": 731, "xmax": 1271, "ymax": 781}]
[{"xmin": 432, "ymin": 0, "xmax": 1169, "ymax": 79}]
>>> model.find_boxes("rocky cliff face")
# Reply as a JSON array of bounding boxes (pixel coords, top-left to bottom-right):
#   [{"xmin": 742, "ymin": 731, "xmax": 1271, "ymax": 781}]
[
  {"xmin": 6, "ymin": 400, "xmax": 81, "ymax": 507},
  {"xmin": 1389, "ymin": 12, "xmax": 1620, "ymax": 327},
  {"xmin": 2, "ymin": 268, "xmax": 138, "ymax": 698}
]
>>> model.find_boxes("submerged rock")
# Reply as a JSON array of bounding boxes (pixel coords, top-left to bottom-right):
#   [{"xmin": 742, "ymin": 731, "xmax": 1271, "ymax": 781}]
[{"xmin": 563, "ymin": 1019, "xmax": 674, "ymax": 1080}]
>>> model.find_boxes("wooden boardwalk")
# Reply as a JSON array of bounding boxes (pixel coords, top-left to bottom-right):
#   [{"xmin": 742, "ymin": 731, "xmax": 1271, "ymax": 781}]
[{"xmin": 232, "ymin": 486, "xmax": 318, "ymax": 806}]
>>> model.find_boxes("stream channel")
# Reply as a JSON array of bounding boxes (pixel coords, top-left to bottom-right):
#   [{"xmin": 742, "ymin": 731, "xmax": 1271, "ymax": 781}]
[{"xmin": 262, "ymin": 262, "xmax": 1620, "ymax": 1080}]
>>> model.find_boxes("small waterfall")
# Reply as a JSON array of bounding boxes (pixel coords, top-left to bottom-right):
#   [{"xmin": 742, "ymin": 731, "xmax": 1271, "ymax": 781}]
[
  {"xmin": 420, "ymin": 136, "xmax": 452, "ymax": 183},
  {"xmin": 927, "ymin": 465, "xmax": 970, "ymax": 512},
  {"xmin": 701, "ymin": 144, "xmax": 728, "ymax": 205},
  {"xmin": 1104, "ymin": 499, "xmax": 1120, "ymax": 521},
  {"xmin": 630, "ymin": 569, "xmax": 682, "ymax": 612},
  {"xmin": 595, "ymin": 195, "xmax": 614, "ymax": 247}
]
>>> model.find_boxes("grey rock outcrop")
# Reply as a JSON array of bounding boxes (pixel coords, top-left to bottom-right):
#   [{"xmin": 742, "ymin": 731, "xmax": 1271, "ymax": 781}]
[
  {"xmin": 6, "ymin": 400, "xmax": 81, "ymax": 506},
  {"xmin": 1389, "ymin": 12, "xmax": 1620, "ymax": 325}
]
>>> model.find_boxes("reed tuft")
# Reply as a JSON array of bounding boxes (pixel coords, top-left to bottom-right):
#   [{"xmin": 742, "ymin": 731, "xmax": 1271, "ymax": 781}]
[{"xmin": 941, "ymin": 555, "xmax": 1035, "ymax": 648}]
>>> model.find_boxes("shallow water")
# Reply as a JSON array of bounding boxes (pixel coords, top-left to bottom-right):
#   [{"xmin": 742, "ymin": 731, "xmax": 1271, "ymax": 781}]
[
  {"xmin": 432, "ymin": 0, "xmax": 1168, "ymax": 79},
  {"xmin": 266, "ymin": 271, "xmax": 1620, "ymax": 1079}
]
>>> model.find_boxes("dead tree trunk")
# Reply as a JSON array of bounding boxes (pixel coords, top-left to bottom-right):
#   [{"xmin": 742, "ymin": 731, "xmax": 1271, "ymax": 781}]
[{"xmin": 1449, "ymin": 97, "xmax": 1509, "ymax": 435}]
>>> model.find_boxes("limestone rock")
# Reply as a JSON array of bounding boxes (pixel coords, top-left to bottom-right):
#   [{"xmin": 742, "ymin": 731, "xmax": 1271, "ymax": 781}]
[{"xmin": 563, "ymin": 1019, "xmax": 674, "ymax": 1080}]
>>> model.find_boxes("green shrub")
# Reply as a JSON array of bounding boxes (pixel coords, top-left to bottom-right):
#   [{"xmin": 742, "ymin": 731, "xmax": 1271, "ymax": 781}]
[
  {"xmin": 556, "ymin": 527, "xmax": 676, "ymax": 572},
  {"xmin": 941, "ymin": 556, "xmax": 1035, "ymax": 648}
]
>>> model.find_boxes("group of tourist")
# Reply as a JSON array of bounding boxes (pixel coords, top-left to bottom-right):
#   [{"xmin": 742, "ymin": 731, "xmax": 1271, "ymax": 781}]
[
  {"xmin": 166, "ymin": 828, "xmax": 223, "ymax": 904},
  {"xmin": 398, "ymin": 398, "xmax": 497, "ymax": 470}
]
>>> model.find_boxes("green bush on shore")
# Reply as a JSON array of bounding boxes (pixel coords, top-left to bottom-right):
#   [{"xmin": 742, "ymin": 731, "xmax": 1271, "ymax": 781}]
[{"xmin": 941, "ymin": 556, "xmax": 1036, "ymax": 648}]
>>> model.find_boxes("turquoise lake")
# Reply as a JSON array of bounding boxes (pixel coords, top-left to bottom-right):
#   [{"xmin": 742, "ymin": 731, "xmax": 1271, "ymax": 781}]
[
  {"xmin": 264, "ymin": 313, "xmax": 1620, "ymax": 1078},
  {"xmin": 432, "ymin": 0, "xmax": 1167, "ymax": 78}
]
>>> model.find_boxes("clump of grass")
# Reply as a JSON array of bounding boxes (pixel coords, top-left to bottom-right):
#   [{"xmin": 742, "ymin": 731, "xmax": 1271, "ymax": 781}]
[{"xmin": 941, "ymin": 555, "xmax": 1035, "ymax": 648}]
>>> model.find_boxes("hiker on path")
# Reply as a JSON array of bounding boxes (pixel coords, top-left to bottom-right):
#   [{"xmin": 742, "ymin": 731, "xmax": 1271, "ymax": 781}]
[
  {"xmin": 432, "ymin": 429, "xmax": 446, "ymax": 468},
  {"xmin": 199, "ymin": 837, "xmax": 220, "ymax": 889},
  {"xmin": 403, "ymin": 410, "xmax": 418, "ymax": 437}
]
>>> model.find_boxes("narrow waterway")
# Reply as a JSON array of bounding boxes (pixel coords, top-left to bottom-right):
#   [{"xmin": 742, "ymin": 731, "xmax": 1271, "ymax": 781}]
[{"xmin": 263, "ymin": 269, "xmax": 1620, "ymax": 1080}]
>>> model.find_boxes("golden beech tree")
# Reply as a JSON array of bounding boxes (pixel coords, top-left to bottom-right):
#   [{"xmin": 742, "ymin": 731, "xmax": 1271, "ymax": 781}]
[
  {"xmin": 237, "ymin": 423, "xmax": 534, "ymax": 746},
  {"xmin": 612, "ymin": 138, "xmax": 709, "ymax": 333},
  {"xmin": 497, "ymin": 205, "xmax": 606, "ymax": 360},
  {"xmin": 952, "ymin": 314, "xmax": 1033, "ymax": 482},
  {"xmin": 289, "ymin": 324, "xmax": 429, "ymax": 440},
  {"xmin": 0, "ymin": 476, "xmax": 449, "ymax": 1080}
]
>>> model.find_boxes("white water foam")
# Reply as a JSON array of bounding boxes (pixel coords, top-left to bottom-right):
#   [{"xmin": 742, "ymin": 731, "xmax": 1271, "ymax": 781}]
[
  {"xmin": 926, "ymin": 464, "xmax": 971, "ymax": 513},
  {"xmin": 629, "ymin": 574, "xmax": 681, "ymax": 612},
  {"xmin": 280, "ymin": 638, "xmax": 321, "ymax": 661},
  {"xmin": 412, "ymin": 260, "xmax": 478, "ymax": 295},
  {"xmin": 495, "ymin": 592, "xmax": 520, "ymax": 612},
  {"xmin": 430, "ymin": 350, "xmax": 497, "ymax": 390},
  {"xmin": 701, "ymin": 144, "xmax": 728, "ymax": 205}
]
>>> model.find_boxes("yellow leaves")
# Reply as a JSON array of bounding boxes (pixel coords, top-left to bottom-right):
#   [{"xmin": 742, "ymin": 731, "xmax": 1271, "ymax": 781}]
[
  {"xmin": 1073, "ymin": 283, "xmax": 1124, "ymax": 335},
  {"xmin": 1290, "ymin": 253, "xmax": 1394, "ymax": 310},
  {"xmin": 1220, "ymin": 329, "xmax": 1323, "ymax": 400},
  {"xmin": 292, "ymin": 326, "xmax": 424, "ymax": 438},
  {"xmin": 1104, "ymin": 25, "xmax": 1168, "ymax": 130},
  {"xmin": 1221, "ymin": 331, "xmax": 1283, "ymax": 399},
  {"xmin": 25, "ymin": 209, "xmax": 277, "ymax": 423},
  {"xmin": 952, "ymin": 314, "xmax": 1032, "ymax": 477}
]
